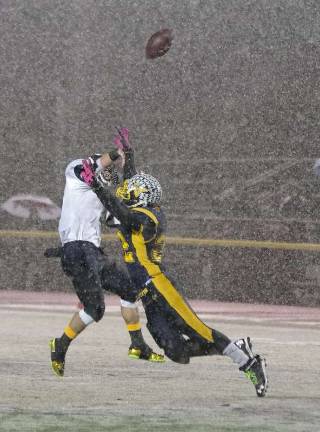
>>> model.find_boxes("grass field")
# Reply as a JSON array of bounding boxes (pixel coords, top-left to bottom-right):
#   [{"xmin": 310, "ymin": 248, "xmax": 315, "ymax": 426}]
[{"xmin": 1, "ymin": 295, "xmax": 320, "ymax": 432}]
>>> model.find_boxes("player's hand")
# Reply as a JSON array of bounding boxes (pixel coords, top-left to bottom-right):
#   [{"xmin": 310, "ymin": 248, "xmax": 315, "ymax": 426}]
[
  {"xmin": 114, "ymin": 127, "xmax": 131, "ymax": 151},
  {"xmin": 80, "ymin": 159, "xmax": 97, "ymax": 187}
]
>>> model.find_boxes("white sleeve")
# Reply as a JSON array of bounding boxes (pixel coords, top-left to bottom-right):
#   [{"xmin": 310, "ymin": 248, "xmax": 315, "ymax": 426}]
[
  {"xmin": 65, "ymin": 159, "xmax": 83, "ymax": 179},
  {"xmin": 64, "ymin": 155, "xmax": 103, "ymax": 184}
]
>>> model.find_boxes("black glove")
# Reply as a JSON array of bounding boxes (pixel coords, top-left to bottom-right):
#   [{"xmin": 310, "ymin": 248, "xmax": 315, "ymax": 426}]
[{"xmin": 108, "ymin": 149, "xmax": 121, "ymax": 161}]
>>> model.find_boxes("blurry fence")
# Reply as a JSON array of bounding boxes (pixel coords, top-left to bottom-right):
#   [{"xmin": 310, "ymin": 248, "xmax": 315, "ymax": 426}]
[{"xmin": 1, "ymin": 229, "xmax": 320, "ymax": 306}]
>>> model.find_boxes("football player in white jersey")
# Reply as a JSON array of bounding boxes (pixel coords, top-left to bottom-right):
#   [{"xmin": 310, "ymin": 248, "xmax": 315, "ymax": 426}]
[{"xmin": 49, "ymin": 145, "xmax": 164, "ymax": 377}]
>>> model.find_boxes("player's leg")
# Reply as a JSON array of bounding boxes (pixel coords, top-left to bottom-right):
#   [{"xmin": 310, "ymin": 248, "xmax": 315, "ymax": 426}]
[
  {"xmin": 50, "ymin": 241, "xmax": 105, "ymax": 377},
  {"xmin": 49, "ymin": 308, "xmax": 95, "ymax": 377},
  {"xmin": 223, "ymin": 337, "xmax": 268, "ymax": 397},
  {"xmin": 101, "ymin": 259, "xmax": 164, "ymax": 362},
  {"xmin": 185, "ymin": 329, "xmax": 268, "ymax": 397},
  {"xmin": 145, "ymin": 273, "xmax": 268, "ymax": 396},
  {"xmin": 120, "ymin": 299, "xmax": 164, "ymax": 362},
  {"xmin": 142, "ymin": 295, "xmax": 191, "ymax": 364}
]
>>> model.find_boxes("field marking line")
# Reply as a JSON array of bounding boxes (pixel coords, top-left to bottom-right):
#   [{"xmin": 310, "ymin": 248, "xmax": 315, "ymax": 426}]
[
  {"xmin": 1, "ymin": 229, "xmax": 320, "ymax": 251},
  {"xmin": 2, "ymin": 304, "xmax": 319, "ymax": 325}
]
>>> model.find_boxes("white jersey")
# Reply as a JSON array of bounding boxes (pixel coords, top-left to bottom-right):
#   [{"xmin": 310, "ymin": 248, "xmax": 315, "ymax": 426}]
[{"xmin": 58, "ymin": 159, "xmax": 104, "ymax": 247}]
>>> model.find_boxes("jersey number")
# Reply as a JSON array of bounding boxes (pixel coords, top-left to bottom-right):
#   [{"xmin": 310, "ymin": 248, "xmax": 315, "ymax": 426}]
[{"xmin": 116, "ymin": 231, "xmax": 135, "ymax": 263}]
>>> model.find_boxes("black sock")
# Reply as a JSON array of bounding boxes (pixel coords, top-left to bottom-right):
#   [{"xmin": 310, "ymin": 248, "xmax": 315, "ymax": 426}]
[
  {"xmin": 129, "ymin": 330, "xmax": 147, "ymax": 348},
  {"xmin": 59, "ymin": 333, "xmax": 72, "ymax": 354}
]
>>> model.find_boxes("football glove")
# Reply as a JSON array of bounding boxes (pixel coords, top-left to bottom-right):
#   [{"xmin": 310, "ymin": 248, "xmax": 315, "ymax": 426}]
[{"xmin": 114, "ymin": 127, "xmax": 131, "ymax": 151}]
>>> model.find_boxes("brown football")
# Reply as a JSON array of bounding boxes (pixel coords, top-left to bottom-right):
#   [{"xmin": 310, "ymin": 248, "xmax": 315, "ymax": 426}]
[{"xmin": 145, "ymin": 29, "xmax": 174, "ymax": 59}]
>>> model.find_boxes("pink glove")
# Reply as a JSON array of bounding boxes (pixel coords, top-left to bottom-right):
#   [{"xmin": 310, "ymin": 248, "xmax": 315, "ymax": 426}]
[
  {"xmin": 80, "ymin": 159, "xmax": 95, "ymax": 186},
  {"xmin": 114, "ymin": 127, "xmax": 131, "ymax": 150}
]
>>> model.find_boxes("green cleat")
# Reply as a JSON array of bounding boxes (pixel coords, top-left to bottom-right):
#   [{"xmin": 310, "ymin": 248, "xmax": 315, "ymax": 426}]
[
  {"xmin": 236, "ymin": 337, "xmax": 268, "ymax": 397},
  {"xmin": 128, "ymin": 346, "xmax": 165, "ymax": 363},
  {"xmin": 49, "ymin": 338, "xmax": 65, "ymax": 377},
  {"xmin": 243, "ymin": 355, "xmax": 268, "ymax": 397}
]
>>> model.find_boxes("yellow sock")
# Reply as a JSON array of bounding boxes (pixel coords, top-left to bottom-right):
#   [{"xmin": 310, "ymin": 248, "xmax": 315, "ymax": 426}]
[
  {"xmin": 64, "ymin": 325, "xmax": 77, "ymax": 340},
  {"xmin": 126, "ymin": 323, "xmax": 141, "ymax": 332}
]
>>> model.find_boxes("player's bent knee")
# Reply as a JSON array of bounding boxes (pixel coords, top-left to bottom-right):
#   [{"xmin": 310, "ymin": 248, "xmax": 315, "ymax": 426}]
[
  {"xmin": 94, "ymin": 305, "xmax": 105, "ymax": 322},
  {"xmin": 79, "ymin": 309, "xmax": 95, "ymax": 325},
  {"xmin": 145, "ymin": 320, "xmax": 190, "ymax": 363},
  {"xmin": 161, "ymin": 340, "xmax": 190, "ymax": 364},
  {"xmin": 85, "ymin": 303, "xmax": 105, "ymax": 322},
  {"xmin": 165, "ymin": 349, "xmax": 190, "ymax": 364}
]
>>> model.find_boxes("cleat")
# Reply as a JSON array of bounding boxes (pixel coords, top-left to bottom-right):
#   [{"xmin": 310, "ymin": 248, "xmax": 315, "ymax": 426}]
[
  {"xmin": 242, "ymin": 355, "xmax": 268, "ymax": 397},
  {"xmin": 236, "ymin": 337, "xmax": 268, "ymax": 397},
  {"xmin": 147, "ymin": 351, "xmax": 166, "ymax": 363},
  {"xmin": 128, "ymin": 347, "xmax": 165, "ymax": 363},
  {"xmin": 128, "ymin": 347, "xmax": 142, "ymax": 360},
  {"xmin": 49, "ymin": 338, "xmax": 65, "ymax": 377}
]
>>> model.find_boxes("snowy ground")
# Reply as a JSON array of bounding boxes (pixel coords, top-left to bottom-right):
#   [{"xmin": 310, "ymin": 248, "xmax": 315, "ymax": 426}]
[{"xmin": 1, "ymin": 292, "xmax": 320, "ymax": 432}]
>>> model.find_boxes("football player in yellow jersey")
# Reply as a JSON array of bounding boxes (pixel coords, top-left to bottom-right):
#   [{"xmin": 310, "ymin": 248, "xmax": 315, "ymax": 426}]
[{"xmin": 80, "ymin": 128, "xmax": 268, "ymax": 397}]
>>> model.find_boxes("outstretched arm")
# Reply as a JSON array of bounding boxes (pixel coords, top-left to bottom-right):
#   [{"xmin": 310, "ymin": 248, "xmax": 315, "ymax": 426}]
[
  {"xmin": 113, "ymin": 127, "xmax": 137, "ymax": 179},
  {"xmin": 97, "ymin": 149, "xmax": 124, "ymax": 171},
  {"xmin": 93, "ymin": 183, "xmax": 141, "ymax": 230},
  {"xmin": 80, "ymin": 156, "xmax": 139, "ymax": 229},
  {"xmin": 79, "ymin": 149, "xmax": 123, "ymax": 184},
  {"xmin": 123, "ymin": 149, "xmax": 137, "ymax": 179}
]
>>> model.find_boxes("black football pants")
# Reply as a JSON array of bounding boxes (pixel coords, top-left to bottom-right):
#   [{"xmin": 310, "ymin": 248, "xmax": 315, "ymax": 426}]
[
  {"xmin": 141, "ymin": 273, "xmax": 231, "ymax": 363},
  {"xmin": 61, "ymin": 241, "xmax": 137, "ymax": 321}
]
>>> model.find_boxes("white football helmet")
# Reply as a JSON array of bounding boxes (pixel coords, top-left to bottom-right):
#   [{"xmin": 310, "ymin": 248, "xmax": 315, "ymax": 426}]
[{"xmin": 116, "ymin": 172, "xmax": 162, "ymax": 207}]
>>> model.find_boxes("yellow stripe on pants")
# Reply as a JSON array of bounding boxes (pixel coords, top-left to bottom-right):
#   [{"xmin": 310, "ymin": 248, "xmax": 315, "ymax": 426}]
[{"xmin": 151, "ymin": 273, "xmax": 213, "ymax": 342}]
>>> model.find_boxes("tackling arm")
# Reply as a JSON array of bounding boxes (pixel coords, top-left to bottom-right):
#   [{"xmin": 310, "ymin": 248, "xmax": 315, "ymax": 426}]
[
  {"xmin": 123, "ymin": 149, "xmax": 137, "ymax": 179},
  {"xmin": 113, "ymin": 127, "xmax": 136, "ymax": 179},
  {"xmin": 92, "ymin": 184, "xmax": 141, "ymax": 230}
]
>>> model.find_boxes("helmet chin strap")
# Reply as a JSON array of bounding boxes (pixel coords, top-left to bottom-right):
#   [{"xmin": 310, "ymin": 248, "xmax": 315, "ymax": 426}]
[{"xmin": 127, "ymin": 201, "xmax": 144, "ymax": 208}]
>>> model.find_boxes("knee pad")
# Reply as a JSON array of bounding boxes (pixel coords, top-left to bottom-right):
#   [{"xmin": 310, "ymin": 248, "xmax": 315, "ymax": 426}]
[
  {"xmin": 85, "ymin": 302, "xmax": 105, "ymax": 322},
  {"xmin": 79, "ymin": 309, "xmax": 94, "ymax": 325}
]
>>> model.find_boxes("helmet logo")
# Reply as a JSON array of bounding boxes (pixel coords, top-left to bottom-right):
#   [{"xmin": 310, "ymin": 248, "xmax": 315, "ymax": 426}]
[
  {"xmin": 132, "ymin": 184, "xmax": 148, "ymax": 198},
  {"xmin": 116, "ymin": 180, "xmax": 130, "ymax": 201}
]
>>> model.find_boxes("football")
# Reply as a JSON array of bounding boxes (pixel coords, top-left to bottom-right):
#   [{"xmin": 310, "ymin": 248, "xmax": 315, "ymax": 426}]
[{"xmin": 145, "ymin": 29, "xmax": 174, "ymax": 59}]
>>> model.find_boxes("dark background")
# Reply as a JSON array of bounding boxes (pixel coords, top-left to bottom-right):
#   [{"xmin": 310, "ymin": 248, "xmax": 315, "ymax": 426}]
[{"xmin": 1, "ymin": 0, "xmax": 320, "ymax": 305}]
